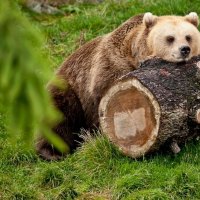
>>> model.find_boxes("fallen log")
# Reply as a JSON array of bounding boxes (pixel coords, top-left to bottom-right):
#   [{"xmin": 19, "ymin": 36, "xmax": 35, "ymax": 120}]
[{"xmin": 99, "ymin": 57, "xmax": 200, "ymax": 158}]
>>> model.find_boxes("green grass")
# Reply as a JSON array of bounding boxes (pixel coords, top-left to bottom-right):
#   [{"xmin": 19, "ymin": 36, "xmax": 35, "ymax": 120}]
[{"xmin": 1, "ymin": 0, "xmax": 200, "ymax": 199}]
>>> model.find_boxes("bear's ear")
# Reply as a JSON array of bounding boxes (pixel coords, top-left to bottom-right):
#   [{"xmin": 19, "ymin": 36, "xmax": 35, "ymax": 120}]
[
  {"xmin": 143, "ymin": 12, "xmax": 158, "ymax": 28},
  {"xmin": 185, "ymin": 12, "xmax": 199, "ymax": 27}
]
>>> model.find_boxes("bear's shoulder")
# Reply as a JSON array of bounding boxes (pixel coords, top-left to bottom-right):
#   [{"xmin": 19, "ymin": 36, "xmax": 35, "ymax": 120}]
[{"xmin": 109, "ymin": 14, "xmax": 144, "ymax": 48}]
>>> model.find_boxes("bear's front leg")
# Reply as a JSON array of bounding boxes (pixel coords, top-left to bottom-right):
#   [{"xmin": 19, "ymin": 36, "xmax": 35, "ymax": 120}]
[{"xmin": 35, "ymin": 84, "xmax": 86, "ymax": 161}]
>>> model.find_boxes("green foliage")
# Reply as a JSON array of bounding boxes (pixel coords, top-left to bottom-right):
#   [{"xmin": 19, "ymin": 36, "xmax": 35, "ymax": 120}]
[
  {"xmin": 0, "ymin": 0, "xmax": 200, "ymax": 199},
  {"xmin": 0, "ymin": 1, "xmax": 68, "ymax": 152}
]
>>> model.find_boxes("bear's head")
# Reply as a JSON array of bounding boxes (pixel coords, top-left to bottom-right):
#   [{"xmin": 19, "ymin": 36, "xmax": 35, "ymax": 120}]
[{"xmin": 144, "ymin": 12, "xmax": 200, "ymax": 62}]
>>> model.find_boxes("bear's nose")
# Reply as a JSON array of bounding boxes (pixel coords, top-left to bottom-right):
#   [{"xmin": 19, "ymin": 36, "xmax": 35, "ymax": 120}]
[{"xmin": 180, "ymin": 46, "xmax": 191, "ymax": 57}]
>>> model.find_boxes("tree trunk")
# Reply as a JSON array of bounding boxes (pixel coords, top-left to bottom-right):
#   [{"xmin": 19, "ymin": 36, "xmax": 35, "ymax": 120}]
[{"xmin": 99, "ymin": 57, "xmax": 200, "ymax": 158}]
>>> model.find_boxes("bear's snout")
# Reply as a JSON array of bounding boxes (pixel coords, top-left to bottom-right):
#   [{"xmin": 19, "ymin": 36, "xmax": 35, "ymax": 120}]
[{"xmin": 180, "ymin": 46, "xmax": 191, "ymax": 57}]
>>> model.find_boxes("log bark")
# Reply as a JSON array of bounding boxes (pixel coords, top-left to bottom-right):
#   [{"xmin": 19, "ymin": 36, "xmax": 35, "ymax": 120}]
[{"xmin": 99, "ymin": 57, "xmax": 200, "ymax": 158}]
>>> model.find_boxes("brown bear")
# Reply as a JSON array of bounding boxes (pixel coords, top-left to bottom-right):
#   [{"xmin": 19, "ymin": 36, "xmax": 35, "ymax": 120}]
[{"xmin": 36, "ymin": 12, "xmax": 200, "ymax": 160}]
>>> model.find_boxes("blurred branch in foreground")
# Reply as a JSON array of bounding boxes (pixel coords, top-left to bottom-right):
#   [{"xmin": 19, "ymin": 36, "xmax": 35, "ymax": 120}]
[{"xmin": 0, "ymin": 1, "xmax": 68, "ymax": 152}]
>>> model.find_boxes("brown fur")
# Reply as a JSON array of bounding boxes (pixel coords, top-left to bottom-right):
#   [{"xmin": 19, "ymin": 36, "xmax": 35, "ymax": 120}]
[
  {"xmin": 35, "ymin": 13, "xmax": 200, "ymax": 160},
  {"xmin": 56, "ymin": 14, "xmax": 150, "ymax": 127}
]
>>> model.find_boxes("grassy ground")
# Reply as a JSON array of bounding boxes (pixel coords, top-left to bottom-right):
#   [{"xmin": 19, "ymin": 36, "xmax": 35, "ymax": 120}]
[{"xmin": 1, "ymin": 0, "xmax": 200, "ymax": 199}]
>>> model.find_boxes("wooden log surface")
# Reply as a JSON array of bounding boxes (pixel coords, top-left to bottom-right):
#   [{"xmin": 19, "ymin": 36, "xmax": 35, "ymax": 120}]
[{"xmin": 99, "ymin": 56, "xmax": 200, "ymax": 158}]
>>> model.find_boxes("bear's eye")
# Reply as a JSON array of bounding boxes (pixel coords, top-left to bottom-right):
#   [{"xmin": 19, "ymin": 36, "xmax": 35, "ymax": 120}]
[
  {"xmin": 186, "ymin": 35, "xmax": 192, "ymax": 42},
  {"xmin": 166, "ymin": 36, "xmax": 175, "ymax": 43}
]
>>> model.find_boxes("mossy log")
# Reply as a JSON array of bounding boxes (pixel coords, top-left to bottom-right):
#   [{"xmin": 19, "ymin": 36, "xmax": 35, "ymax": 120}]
[{"xmin": 99, "ymin": 57, "xmax": 200, "ymax": 158}]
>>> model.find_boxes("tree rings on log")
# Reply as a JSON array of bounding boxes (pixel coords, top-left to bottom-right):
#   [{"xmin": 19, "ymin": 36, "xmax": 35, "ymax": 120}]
[{"xmin": 99, "ymin": 79, "xmax": 160, "ymax": 158}]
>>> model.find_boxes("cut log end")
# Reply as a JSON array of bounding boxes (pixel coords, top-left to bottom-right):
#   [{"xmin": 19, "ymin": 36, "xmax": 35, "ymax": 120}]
[
  {"xmin": 99, "ymin": 79, "xmax": 160, "ymax": 158},
  {"xmin": 196, "ymin": 109, "xmax": 200, "ymax": 124}
]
